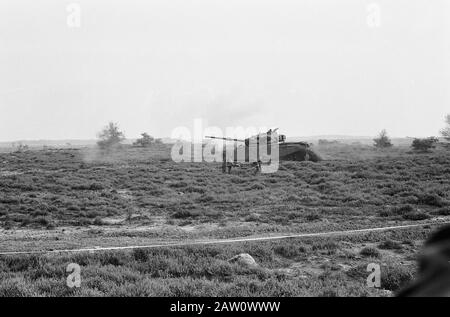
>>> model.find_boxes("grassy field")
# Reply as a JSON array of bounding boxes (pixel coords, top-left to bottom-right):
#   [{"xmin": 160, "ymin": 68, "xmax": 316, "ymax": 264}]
[{"xmin": 0, "ymin": 142, "xmax": 449, "ymax": 296}]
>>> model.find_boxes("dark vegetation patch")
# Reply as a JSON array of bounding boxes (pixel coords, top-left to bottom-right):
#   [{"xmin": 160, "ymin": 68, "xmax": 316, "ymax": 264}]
[
  {"xmin": 0, "ymin": 145, "xmax": 449, "ymax": 229},
  {"xmin": 381, "ymin": 265, "xmax": 415, "ymax": 292},
  {"xmin": 378, "ymin": 240, "xmax": 403, "ymax": 250},
  {"xmin": 360, "ymin": 247, "xmax": 381, "ymax": 258},
  {"xmin": 0, "ymin": 237, "xmax": 415, "ymax": 297}
]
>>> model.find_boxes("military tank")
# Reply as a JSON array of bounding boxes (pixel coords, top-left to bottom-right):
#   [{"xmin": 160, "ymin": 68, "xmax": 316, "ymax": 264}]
[{"xmin": 206, "ymin": 128, "xmax": 321, "ymax": 173}]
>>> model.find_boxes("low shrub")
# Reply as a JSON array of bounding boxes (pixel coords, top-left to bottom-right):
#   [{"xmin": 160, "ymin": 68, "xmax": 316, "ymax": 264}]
[
  {"xmin": 381, "ymin": 265, "xmax": 415, "ymax": 292},
  {"xmin": 437, "ymin": 207, "xmax": 450, "ymax": 216},
  {"xmin": 417, "ymin": 193, "xmax": 444, "ymax": 207},
  {"xmin": 273, "ymin": 244, "xmax": 306, "ymax": 258},
  {"xmin": 172, "ymin": 210, "xmax": 200, "ymax": 219},
  {"xmin": 402, "ymin": 212, "xmax": 430, "ymax": 221},
  {"xmin": 378, "ymin": 240, "xmax": 402, "ymax": 250},
  {"xmin": 360, "ymin": 247, "xmax": 381, "ymax": 258}
]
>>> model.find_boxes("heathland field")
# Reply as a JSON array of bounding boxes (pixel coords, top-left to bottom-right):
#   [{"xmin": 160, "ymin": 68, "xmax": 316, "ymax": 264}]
[{"xmin": 0, "ymin": 142, "xmax": 449, "ymax": 296}]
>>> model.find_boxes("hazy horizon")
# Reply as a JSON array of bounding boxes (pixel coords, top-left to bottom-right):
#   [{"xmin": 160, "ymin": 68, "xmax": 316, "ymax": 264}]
[
  {"xmin": 0, "ymin": 134, "xmax": 441, "ymax": 145},
  {"xmin": 1, "ymin": 0, "xmax": 449, "ymax": 142}
]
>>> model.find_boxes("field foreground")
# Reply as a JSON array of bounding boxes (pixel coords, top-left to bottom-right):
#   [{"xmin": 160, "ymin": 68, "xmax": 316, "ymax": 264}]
[{"xmin": 0, "ymin": 143, "xmax": 449, "ymax": 296}]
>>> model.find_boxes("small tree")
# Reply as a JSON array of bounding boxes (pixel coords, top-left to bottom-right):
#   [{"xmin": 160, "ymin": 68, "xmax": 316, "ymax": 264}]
[
  {"xmin": 441, "ymin": 114, "xmax": 450, "ymax": 141},
  {"xmin": 374, "ymin": 129, "xmax": 393, "ymax": 148},
  {"xmin": 14, "ymin": 142, "xmax": 29, "ymax": 152},
  {"xmin": 133, "ymin": 132, "xmax": 154, "ymax": 147},
  {"xmin": 411, "ymin": 137, "xmax": 439, "ymax": 152},
  {"xmin": 97, "ymin": 122, "xmax": 125, "ymax": 149}
]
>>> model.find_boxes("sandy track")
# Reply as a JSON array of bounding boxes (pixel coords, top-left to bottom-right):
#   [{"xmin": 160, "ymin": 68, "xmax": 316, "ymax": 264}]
[{"xmin": 1, "ymin": 220, "xmax": 449, "ymax": 256}]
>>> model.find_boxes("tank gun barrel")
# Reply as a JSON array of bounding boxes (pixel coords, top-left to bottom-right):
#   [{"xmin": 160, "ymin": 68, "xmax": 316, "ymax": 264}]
[{"xmin": 205, "ymin": 136, "xmax": 245, "ymax": 142}]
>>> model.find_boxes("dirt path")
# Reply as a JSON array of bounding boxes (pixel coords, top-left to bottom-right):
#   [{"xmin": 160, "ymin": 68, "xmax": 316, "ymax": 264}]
[{"xmin": 1, "ymin": 219, "xmax": 449, "ymax": 256}]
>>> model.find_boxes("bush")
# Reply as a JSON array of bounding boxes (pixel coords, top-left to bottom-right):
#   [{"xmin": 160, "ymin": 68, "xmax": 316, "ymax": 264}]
[
  {"xmin": 402, "ymin": 211, "xmax": 430, "ymax": 221},
  {"xmin": 72, "ymin": 218, "xmax": 92, "ymax": 226},
  {"xmin": 97, "ymin": 122, "xmax": 125, "ymax": 149},
  {"xmin": 418, "ymin": 193, "xmax": 444, "ymax": 207},
  {"xmin": 381, "ymin": 265, "xmax": 415, "ymax": 292},
  {"xmin": 396, "ymin": 204, "xmax": 414, "ymax": 214},
  {"xmin": 440, "ymin": 114, "xmax": 450, "ymax": 141},
  {"xmin": 373, "ymin": 129, "xmax": 393, "ymax": 148},
  {"xmin": 378, "ymin": 240, "xmax": 402, "ymax": 250},
  {"xmin": 411, "ymin": 137, "xmax": 439, "ymax": 152},
  {"xmin": 437, "ymin": 207, "xmax": 450, "ymax": 216},
  {"xmin": 244, "ymin": 213, "xmax": 260, "ymax": 222},
  {"xmin": 13, "ymin": 143, "xmax": 29, "ymax": 153},
  {"xmin": 133, "ymin": 248, "xmax": 149, "ymax": 262},
  {"xmin": 34, "ymin": 216, "xmax": 51, "ymax": 227},
  {"xmin": 273, "ymin": 244, "xmax": 306, "ymax": 258},
  {"xmin": 172, "ymin": 210, "xmax": 199, "ymax": 219},
  {"xmin": 133, "ymin": 133, "xmax": 155, "ymax": 147},
  {"xmin": 305, "ymin": 213, "xmax": 321, "ymax": 221},
  {"xmin": 360, "ymin": 247, "xmax": 380, "ymax": 258},
  {"xmin": 311, "ymin": 241, "xmax": 338, "ymax": 252},
  {"xmin": 99, "ymin": 253, "xmax": 126, "ymax": 266},
  {"xmin": 93, "ymin": 217, "xmax": 105, "ymax": 226},
  {"xmin": 0, "ymin": 278, "xmax": 37, "ymax": 296},
  {"xmin": 379, "ymin": 204, "xmax": 415, "ymax": 217}
]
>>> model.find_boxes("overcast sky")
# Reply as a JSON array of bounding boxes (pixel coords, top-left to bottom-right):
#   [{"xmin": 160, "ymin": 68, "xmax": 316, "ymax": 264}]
[{"xmin": 0, "ymin": 0, "xmax": 449, "ymax": 141}]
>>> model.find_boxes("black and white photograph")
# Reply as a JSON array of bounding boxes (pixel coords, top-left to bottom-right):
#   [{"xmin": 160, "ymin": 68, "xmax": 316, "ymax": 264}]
[{"xmin": 0, "ymin": 0, "xmax": 450, "ymax": 304}]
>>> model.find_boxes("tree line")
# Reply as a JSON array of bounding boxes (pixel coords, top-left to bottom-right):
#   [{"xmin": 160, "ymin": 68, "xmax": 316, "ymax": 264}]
[
  {"xmin": 373, "ymin": 114, "xmax": 450, "ymax": 152},
  {"xmin": 96, "ymin": 114, "xmax": 450, "ymax": 152},
  {"xmin": 96, "ymin": 122, "xmax": 161, "ymax": 150}
]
